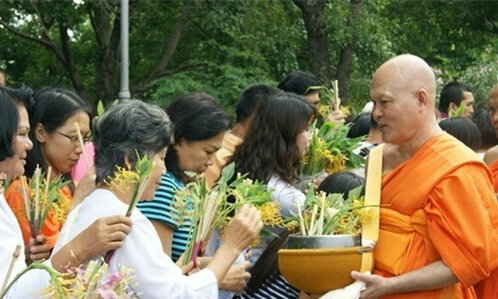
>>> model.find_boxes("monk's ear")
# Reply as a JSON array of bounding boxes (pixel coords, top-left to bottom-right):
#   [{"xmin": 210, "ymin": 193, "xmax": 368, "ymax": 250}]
[{"xmin": 416, "ymin": 89, "xmax": 429, "ymax": 108}]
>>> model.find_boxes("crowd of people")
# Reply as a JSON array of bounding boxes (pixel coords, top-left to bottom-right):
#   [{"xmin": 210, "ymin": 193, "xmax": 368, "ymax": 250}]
[{"xmin": 1, "ymin": 53, "xmax": 498, "ymax": 299}]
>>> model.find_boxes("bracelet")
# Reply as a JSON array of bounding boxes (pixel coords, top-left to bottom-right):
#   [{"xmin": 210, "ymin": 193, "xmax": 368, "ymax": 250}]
[{"xmin": 68, "ymin": 242, "xmax": 82, "ymax": 267}]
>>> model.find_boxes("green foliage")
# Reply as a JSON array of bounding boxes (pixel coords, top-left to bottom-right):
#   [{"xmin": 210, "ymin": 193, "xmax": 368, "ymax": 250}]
[
  {"xmin": 1, "ymin": 0, "xmax": 498, "ymax": 116},
  {"xmin": 461, "ymin": 48, "xmax": 498, "ymax": 105},
  {"xmin": 148, "ymin": 63, "xmax": 275, "ymax": 115}
]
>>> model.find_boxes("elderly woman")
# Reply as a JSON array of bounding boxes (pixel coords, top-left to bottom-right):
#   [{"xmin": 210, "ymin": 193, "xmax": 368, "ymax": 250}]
[
  {"xmin": 51, "ymin": 100, "xmax": 263, "ymax": 299},
  {"xmin": 0, "ymin": 86, "xmax": 131, "ymax": 298}
]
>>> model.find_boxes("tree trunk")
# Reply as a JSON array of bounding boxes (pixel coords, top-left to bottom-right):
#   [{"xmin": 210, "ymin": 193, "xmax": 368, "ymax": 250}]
[
  {"xmin": 292, "ymin": 0, "xmax": 333, "ymax": 88},
  {"xmin": 336, "ymin": 0, "xmax": 363, "ymax": 104},
  {"xmin": 58, "ymin": 23, "xmax": 93, "ymax": 104}
]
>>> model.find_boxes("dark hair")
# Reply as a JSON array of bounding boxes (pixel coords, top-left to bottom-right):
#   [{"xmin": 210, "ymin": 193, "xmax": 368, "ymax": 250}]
[
  {"xmin": 0, "ymin": 85, "xmax": 34, "ymax": 162},
  {"xmin": 235, "ymin": 84, "xmax": 281, "ymax": 123},
  {"xmin": 165, "ymin": 93, "xmax": 230, "ymax": 181},
  {"xmin": 439, "ymin": 81, "xmax": 472, "ymax": 113},
  {"xmin": 347, "ymin": 113, "xmax": 373, "ymax": 138},
  {"xmin": 317, "ymin": 171, "xmax": 365, "ymax": 196},
  {"xmin": 246, "ymin": 170, "xmax": 365, "ymax": 294},
  {"xmin": 25, "ymin": 88, "xmax": 92, "ymax": 177},
  {"xmin": 93, "ymin": 100, "xmax": 172, "ymax": 184},
  {"xmin": 230, "ymin": 92, "xmax": 317, "ymax": 185},
  {"xmin": 472, "ymin": 106, "xmax": 498, "ymax": 150},
  {"xmin": 439, "ymin": 117, "xmax": 481, "ymax": 151},
  {"xmin": 277, "ymin": 70, "xmax": 321, "ymax": 96},
  {"xmin": 0, "ymin": 90, "xmax": 19, "ymax": 161}
]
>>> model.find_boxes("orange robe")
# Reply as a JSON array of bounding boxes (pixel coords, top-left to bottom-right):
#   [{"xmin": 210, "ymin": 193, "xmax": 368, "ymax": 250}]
[
  {"xmin": 476, "ymin": 158, "xmax": 498, "ymax": 298},
  {"xmin": 488, "ymin": 158, "xmax": 498, "ymax": 194},
  {"xmin": 5, "ymin": 178, "xmax": 72, "ymax": 248},
  {"xmin": 373, "ymin": 133, "xmax": 498, "ymax": 299}
]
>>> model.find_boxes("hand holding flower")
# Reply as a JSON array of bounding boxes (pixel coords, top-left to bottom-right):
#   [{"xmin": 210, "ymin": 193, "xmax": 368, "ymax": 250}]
[
  {"xmin": 222, "ymin": 205, "xmax": 263, "ymax": 253},
  {"xmin": 25, "ymin": 234, "xmax": 50, "ymax": 264},
  {"xmin": 76, "ymin": 215, "xmax": 132, "ymax": 260}
]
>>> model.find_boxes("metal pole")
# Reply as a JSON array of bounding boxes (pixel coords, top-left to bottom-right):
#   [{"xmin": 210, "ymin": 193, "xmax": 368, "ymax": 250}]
[{"xmin": 118, "ymin": 0, "xmax": 130, "ymax": 100}]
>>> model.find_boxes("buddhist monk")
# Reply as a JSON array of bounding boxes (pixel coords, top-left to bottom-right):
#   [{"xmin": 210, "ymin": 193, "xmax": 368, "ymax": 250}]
[
  {"xmin": 351, "ymin": 54, "xmax": 498, "ymax": 299},
  {"xmin": 483, "ymin": 84, "xmax": 498, "ymax": 193}
]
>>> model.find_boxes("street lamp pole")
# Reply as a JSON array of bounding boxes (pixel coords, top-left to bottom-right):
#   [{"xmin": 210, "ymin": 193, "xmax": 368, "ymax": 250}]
[{"xmin": 118, "ymin": 0, "xmax": 130, "ymax": 101}]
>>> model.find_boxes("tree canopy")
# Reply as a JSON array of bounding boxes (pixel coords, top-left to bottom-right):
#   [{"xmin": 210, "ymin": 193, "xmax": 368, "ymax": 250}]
[{"xmin": 1, "ymin": 0, "xmax": 498, "ymax": 113}]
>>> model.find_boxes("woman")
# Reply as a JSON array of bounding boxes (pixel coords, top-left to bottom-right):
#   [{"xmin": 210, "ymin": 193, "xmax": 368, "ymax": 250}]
[
  {"xmin": 137, "ymin": 93, "xmax": 231, "ymax": 261},
  {"xmin": 5, "ymin": 87, "xmax": 94, "ymax": 249},
  {"xmin": 52, "ymin": 99, "xmax": 262, "ymax": 298},
  {"xmin": 229, "ymin": 92, "xmax": 316, "ymax": 264},
  {"xmin": 0, "ymin": 86, "xmax": 131, "ymax": 298}
]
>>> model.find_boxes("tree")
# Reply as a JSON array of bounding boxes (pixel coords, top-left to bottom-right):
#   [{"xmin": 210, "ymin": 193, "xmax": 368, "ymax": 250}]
[{"xmin": 292, "ymin": 0, "xmax": 333, "ymax": 87}]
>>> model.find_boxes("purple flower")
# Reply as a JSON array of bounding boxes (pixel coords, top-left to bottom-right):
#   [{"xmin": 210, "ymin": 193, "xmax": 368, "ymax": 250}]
[{"xmin": 98, "ymin": 289, "xmax": 119, "ymax": 299}]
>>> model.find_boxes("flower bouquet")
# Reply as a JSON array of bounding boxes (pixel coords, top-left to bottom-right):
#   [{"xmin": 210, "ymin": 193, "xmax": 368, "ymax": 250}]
[
  {"xmin": 299, "ymin": 121, "xmax": 365, "ymax": 191},
  {"xmin": 19, "ymin": 166, "xmax": 71, "ymax": 249},
  {"xmin": 171, "ymin": 162, "xmax": 278, "ymax": 265},
  {"xmin": 278, "ymin": 186, "xmax": 377, "ymax": 295},
  {"xmin": 0, "ymin": 260, "xmax": 138, "ymax": 299}
]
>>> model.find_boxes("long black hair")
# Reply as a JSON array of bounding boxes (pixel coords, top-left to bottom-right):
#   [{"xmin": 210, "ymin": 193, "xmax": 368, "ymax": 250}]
[
  {"xmin": 230, "ymin": 92, "xmax": 316, "ymax": 185},
  {"xmin": 26, "ymin": 88, "xmax": 92, "ymax": 178}
]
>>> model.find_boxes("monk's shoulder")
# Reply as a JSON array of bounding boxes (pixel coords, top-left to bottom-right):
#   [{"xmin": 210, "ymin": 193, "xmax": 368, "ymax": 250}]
[{"xmin": 484, "ymin": 145, "xmax": 498, "ymax": 166}]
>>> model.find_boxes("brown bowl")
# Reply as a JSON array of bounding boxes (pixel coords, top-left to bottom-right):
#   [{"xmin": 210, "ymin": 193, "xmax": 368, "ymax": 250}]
[{"xmin": 278, "ymin": 235, "xmax": 362, "ymax": 295}]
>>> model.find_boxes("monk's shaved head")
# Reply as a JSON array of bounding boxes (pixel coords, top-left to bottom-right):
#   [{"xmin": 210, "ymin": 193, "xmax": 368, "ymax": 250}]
[
  {"xmin": 372, "ymin": 54, "xmax": 436, "ymax": 106},
  {"xmin": 370, "ymin": 54, "xmax": 441, "ymax": 148}
]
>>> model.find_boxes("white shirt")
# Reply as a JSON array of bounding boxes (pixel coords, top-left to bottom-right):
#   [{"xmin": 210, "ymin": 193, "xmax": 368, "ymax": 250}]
[
  {"xmin": 0, "ymin": 193, "xmax": 26, "ymax": 287},
  {"xmin": 52, "ymin": 189, "xmax": 218, "ymax": 299},
  {"xmin": 250, "ymin": 175, "xmax": 305, "ymax": 265},
  {"xmin": 0, "ymin": 193, "xmax": 50, "ymax": 298}
]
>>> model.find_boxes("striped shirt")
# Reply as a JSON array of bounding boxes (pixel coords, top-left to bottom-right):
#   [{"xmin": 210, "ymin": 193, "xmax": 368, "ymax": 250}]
[
  {"xmin": 240, "ymin": 274, "xmax": 299, "ymax": 299},
  {"xmin": 137, "ymin": 172, "xmax": 192, "ymax": 262}
]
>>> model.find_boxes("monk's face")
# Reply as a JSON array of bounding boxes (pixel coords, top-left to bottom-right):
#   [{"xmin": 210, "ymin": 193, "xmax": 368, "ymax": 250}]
[
  {"xmin": 370, "ymin": 68, "xmax": 423, "ymax": 145},
  {"xmin": 488, "ymin": 85, "xmax": 498, "ymax": 138}
]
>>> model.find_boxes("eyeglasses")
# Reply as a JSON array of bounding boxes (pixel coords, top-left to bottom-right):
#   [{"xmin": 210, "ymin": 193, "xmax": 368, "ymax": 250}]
[{"xmin": 54, "ymin": 130, "xmax": 91, "ymax": 145}]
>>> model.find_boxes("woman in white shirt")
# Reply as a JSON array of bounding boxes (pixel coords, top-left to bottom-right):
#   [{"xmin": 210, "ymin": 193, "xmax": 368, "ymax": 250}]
[
  {"xmin": 228, "ymin": 92, "xmax": 317, "ymax": 264},
  {"xmin": 52, "ymin": 99, "xmax": 263, "ymax": 299},
  {"xmin": 0, "ymin": 86, "xmax": 132, "ymax": 298}
]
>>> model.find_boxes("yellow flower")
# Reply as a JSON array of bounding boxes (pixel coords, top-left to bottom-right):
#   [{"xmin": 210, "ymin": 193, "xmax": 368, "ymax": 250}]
[
  {"xmin": 105, "ymin": 166, "xmax": 140, "ymax": 193},
  {"xmin": 326, "ymin": 153, "xmax": 346, "ymax": 174},
  {"xmin": 284, "ymin": 220, "xmax": 300, "ymax": 231},
  {"xmin": 50, "ymin": 193, "xmax": 71, "ymax": 225},
  {"xmin": 257, "ymin": 202, "xmax": 283, "ymax": 227},
  {"xmin": 317, "ymin": 104, "xmax": 332, "ymax": 118},
  {"xmin": 340, "ymin": 106, "xmax": 350, "ymax": 118}
]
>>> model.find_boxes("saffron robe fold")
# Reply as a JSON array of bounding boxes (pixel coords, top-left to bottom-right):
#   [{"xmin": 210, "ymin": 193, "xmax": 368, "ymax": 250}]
[
  {"xmin": 488, "ymin": 158, "xmax": 498, "ymax": 194},
  {"xmin": 477, "ymin": 156, "xmax": 498, "ymax": 298},
  {"xmin": 373, "ymin": 133, "xmax": 498, "ymax": 299}
]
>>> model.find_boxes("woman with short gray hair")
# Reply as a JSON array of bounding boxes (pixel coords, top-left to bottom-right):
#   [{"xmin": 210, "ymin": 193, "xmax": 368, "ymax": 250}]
[{"xmin": 52, "ymin": 99, "xmax": 263, "ymax": 299}]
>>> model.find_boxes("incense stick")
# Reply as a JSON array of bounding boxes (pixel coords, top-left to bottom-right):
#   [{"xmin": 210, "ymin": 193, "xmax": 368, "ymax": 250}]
[
  {"xmin": 74, "ymin": 122, "xmax": 91, "ymax": 171},
  {"xmin": 1, "ymin": 245, "xmax": 22, "ymax": 294},
  {"xmin": 333, "ymin": 80, "xmax": 340, "ymax": 109}
]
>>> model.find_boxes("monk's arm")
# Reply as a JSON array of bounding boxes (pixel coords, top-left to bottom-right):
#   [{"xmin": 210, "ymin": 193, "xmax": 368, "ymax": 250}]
[{"xmin": 352, "ymin": 260, "xmax": 458, "ymax": 298}]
